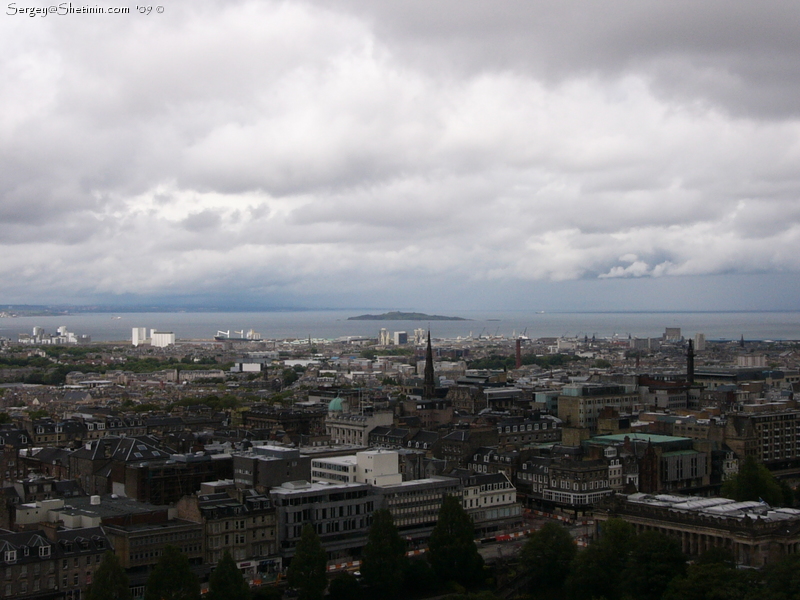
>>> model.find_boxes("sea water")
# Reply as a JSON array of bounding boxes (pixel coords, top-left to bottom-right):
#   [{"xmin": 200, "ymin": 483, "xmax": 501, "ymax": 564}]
[{"xmin": 1, "ymin": 310, "xmax": 799, "ymax": 343}]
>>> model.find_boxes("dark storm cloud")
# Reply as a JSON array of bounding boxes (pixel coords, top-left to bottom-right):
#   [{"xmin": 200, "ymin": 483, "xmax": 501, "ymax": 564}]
[{"xmin": 320, "ymin": 0, "xmax": 800, "ymax": 118}]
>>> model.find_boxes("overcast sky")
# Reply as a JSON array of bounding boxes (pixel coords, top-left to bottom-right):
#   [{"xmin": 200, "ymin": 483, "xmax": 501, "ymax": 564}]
[{"xmin": 3, "ymin": 1, "xmax": 800, "ymax": 311}]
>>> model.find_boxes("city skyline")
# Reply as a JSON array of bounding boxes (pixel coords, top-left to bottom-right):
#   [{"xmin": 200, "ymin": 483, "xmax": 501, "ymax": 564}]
[{"xmin": 3, "ymin": 1, "xmax": 800, "ymax": 311}]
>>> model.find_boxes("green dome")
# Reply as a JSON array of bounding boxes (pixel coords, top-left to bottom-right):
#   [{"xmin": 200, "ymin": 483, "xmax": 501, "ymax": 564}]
[{"xmin": 328, "ymin": 396, "xmax": 345, "ymax": 411}]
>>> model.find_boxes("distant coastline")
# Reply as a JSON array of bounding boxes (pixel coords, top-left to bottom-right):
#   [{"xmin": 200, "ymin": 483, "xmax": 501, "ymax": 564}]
[{"xmin": 348, "ymin": 311, "xmax": 469, "ymax": 321}]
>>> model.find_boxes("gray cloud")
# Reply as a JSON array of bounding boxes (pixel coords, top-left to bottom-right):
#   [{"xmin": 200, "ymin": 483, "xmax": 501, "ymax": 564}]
[{"xmin": 1, "ymin": 1, "xmax": 800, "ymax": 309}]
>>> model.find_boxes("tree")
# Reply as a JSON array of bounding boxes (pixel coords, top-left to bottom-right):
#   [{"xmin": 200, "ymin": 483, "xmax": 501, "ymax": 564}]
[
  {"xmin": 282, "ymin": 368, "xmax": 299, "ymax": 387},
  {"xmin": 287, "ymin": 524, "xmax": 328, "ymax": 600},
  {"xmin": 251, "ymin": 587, "xmax": 283, "ymax": 600},
  {"xmin": 621, "ymin": 531, "xmax": 686, "ymax": 600},
  {"xmin": 87, "ymin": 551, "xmax": 131, "ymax": 600},
  {"xmin": 519, "ymin": 522, "xmax": 576, "ymax": 600},
  {"xmin": 403, "ymin": 559, "xmax": 440, "ymax": 596},
  {"xmin": 427, "ymin": 495, "xmax": 484, "ymax": 588},
  {"xmin": 722, "ymin": 455, "xmax": 785, "ymax": 506},
  {"xmin": 360, "ymin": 509, "xmax": 407, "ymax": 597},
  {"xmin": 566, "ymin": 518, "xmax": 635, "ymax": 600},
  {"xmin": 758, "ymin": 553, "xmax": 800, "ymax": 600},
  {"xmin": 663, "ymin": 561, "xmax": 760, "ymax": 600},
  {"xmin": 207, "ymin": 551, "xmax": 250, "ymax": 600},
  {"xmin": 327, "ymin": 573, "xmax": 363, "ymax": 600},
  {"xmin": 144, "ymin": 546, "xmax": 200, "ymax": 600}
]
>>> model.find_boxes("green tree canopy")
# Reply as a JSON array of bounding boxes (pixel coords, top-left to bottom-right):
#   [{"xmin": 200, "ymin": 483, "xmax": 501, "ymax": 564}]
[
  {"xmin": 360, "ymin": 509, "xmax": 407, "ymax": 597},
  {"xmin": 721, "ymin": 455, "xmax": 789, "ymax": 506},
  {"xmin": 327, "ymin": 572, "xmax": 363, "ymax": 600},
  {"xmin": 427, "ymin": 495, "xmax": 484, "ymax": 588},
  {"xmin": 207, "ymin": 551, "xmax": 250, "ymax": 600},
  {"xmin": 566, "ymin": 518, "xmax": 635, "ymax": 600},
  {"xmin": 758, "ymin": 553, "xmax": 800, "ymax": 600},
  {"xmin": 282, "ymin": 368, "xmax": 299, "ymax": 387},
  {"xmin": 519, "ymin": 522, "xmax": 576, "ymax": 600},
  {"xmin": 621, "ymin": 531, "xmax": 686, "ymax": 600},
  {"xmin": 663, "ymin": 561, "xmax": 760, "ymax": 600},
  {"xmin": 402, "ymin": 559, "xmax": 440, "ymax": 596},
  {"xmin": 144, "ymin": 546, "xmax": 200, "ymax": 600},
  {"xmin": 251, "ymin": 587, "xmax": 283, "ymax": 600},
  {"xmin": 287, "ymin": 524, "xmax": 328, "ymax": 600},
  {"xmin": 87, "ymin": 551, "xmax": 131, "ymax": 600}
]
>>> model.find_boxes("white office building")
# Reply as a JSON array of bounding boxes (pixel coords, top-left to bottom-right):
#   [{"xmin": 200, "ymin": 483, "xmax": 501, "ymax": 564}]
[
  {"xmin": 311, "ymin": 450, "xmax": 402, "ymax": 487},
  {"xmin": 151, "ymin": 331, "xmax": 175, "ymax": 348},
  {"xmin": 132, "ymin": 327, "xmax": 148, "ymax": 346}
]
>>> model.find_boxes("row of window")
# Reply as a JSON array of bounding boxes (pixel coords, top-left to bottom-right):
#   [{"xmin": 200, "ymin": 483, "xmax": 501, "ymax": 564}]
[
  {"xmin": 3, "ymin": 545, "xmax": 52, "ymax": 563},
  {"xmin": 130, "ymin": 531, "xmax": 200, "ymax": 546},
  {"xmin": 131, "ymin": 546, "xmax": 200, "ymax": 562},
  {"xmin": 498, "ymin": 422, "xmax": 555, "ymax": 433},
  {"xmin": 4, "ymin": 577, "xmax": 55, "ymax": 596}
]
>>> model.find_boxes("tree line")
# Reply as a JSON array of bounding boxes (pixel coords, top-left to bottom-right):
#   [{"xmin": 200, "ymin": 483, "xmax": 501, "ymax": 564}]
[{"xmin": 518, "ymin": 517, "xmax": 800, "ymax": 600}]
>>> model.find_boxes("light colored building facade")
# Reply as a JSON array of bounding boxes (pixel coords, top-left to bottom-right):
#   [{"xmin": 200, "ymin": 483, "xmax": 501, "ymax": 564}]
[
  {"xmin": 325, "ymin": 411, "xmax": 394, "ymax": 447},
  {"xmin": 150, "ymin": 331, "xmax": 175, "ymax": 348}
]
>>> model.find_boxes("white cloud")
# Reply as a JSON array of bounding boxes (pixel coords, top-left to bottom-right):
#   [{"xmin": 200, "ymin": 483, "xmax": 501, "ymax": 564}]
[{"xmin": 2, "ymin": 1, "xmax": 800, "ymax": 308}]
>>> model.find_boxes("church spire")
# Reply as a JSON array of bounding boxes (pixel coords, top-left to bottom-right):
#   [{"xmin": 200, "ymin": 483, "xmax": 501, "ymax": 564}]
[{"xmin": 423, "ymin": 330, "xmax": 435, "ymax": 399}]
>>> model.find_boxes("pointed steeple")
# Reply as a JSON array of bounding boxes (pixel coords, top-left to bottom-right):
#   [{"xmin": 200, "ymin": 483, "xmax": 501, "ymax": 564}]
[{"xmin": 423, "ymin": 330, "xmax": 435, "ymax": 399}]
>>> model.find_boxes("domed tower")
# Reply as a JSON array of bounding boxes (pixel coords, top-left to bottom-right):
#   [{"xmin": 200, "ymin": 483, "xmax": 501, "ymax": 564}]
[{"xmin": 327, "ymin": 395, "xmax": 348, "ymax": 414}]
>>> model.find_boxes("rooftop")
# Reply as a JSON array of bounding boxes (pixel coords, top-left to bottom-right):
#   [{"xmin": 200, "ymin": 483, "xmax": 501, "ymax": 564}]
[
  {"xmin": 590, "ymin": 433, "xmax": 692, "ymax": 445},
  {"xmin": 625, "ymin": 493, "xmax": 800, "ymax": 523}
]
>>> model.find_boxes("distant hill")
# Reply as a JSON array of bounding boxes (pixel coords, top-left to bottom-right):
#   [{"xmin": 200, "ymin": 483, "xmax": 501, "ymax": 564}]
[{"xmin": 347, "ymin": 311, "xmax": 469, "ymax": 321}]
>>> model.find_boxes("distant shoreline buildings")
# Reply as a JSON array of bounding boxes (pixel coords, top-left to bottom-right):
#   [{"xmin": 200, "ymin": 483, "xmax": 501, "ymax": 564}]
[{"xmin": 131, "ymin": 327, "xmax": 175, "ymax": 348}]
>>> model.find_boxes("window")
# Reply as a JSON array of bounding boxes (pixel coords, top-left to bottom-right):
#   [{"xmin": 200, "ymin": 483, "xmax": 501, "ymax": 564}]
[
  {"xmin": 39, "ymin": 545, "xmax": 51, "ymax": 557},
  {"xmin": 4, "ymin": 550, "xmax": 16, "ymax": 563}
]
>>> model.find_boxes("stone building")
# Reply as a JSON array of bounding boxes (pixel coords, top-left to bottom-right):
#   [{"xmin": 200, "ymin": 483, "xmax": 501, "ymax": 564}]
[
  {"xmin": 325, "ymin": 407, "xmax": 393, "ymax": 447},
  {"xmin": 0, "ymin": 526, "xmax": 110, "ymax": 600},
  {"xmin": 176, "ymin": 484, "xmax": 278, "ymax": 583},
  {"xmin": 557, "ymin": 383, "xmax": 640, "ymax": 431},
  {"xmin": 725, "ymin": 407, "xmax": 800, "ymax": 468},
  {"xmin": 595, "ymin": 493, "xmax": 800, "ymax": 567}
]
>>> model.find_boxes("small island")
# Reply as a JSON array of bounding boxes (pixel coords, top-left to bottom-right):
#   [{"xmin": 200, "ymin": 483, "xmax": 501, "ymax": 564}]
[{"xmin": 348, "ymin": 311, "xmax": 469, "ymax": 321}]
